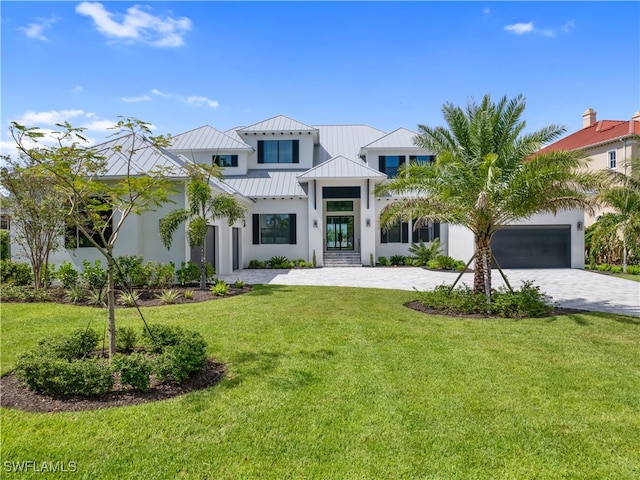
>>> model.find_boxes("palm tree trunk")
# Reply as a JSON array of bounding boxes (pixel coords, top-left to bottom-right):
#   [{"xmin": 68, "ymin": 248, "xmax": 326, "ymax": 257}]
[{"xmin": 473, "ymin": 233, "xmax": 492, "ymax": 295}]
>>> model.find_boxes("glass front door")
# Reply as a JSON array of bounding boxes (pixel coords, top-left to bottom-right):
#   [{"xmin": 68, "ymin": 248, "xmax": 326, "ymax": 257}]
[{"xmin": 326, "ymin": 216, "xmax": 354, "ymax": 251}]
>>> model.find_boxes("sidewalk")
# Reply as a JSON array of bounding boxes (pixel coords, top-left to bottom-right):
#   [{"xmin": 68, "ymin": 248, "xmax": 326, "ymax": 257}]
[{"xmin": 218, "ymin": 267, "xmax": 640, "ymax": 317}]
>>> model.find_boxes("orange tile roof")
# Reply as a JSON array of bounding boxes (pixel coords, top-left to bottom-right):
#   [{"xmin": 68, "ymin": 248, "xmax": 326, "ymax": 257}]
[{"xmin": 538, "ymin": 119, "xmax": 640, "ymax": 154}]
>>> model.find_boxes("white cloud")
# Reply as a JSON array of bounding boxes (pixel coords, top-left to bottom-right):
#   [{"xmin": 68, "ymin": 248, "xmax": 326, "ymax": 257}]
[
  {"xmin": 73, "ymin": 85, "xmax": 84, "ymax": 92},
  {"xmin": 504, "ymin": 22, "xmax": 534, "ymax": 35},
  {"xmin": 121, "ymin": 95, "xmax": 151, "ymax": 103},
  {"xmin": 504, "ymin": 20, "xmax": 575, "ymax": 37},
  {"xmin": 19, "ymin": 17, "xmax": 58, "ymax": 41},
  {"xmin": 151, "ymin": 89, "xmax": 168, "ymax": 97},
  {"xmin": 75, "ymin": 2, "xmax": 192, "ymax": 47},
  {"xmin": 16, "ymin": 109, "xmax": 85, "ymax": 126},
  {"xmin": 187, "ymin": 96, "xmax": 219, "ymax": 109}
]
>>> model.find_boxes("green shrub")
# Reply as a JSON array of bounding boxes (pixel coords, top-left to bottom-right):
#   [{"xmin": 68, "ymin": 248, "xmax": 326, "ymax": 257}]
[
  {"xmin": 267, "ymin": 256, "xmax": 290, "ymax": 269},
  {"xmin": 0, "ymin": 230, "xmax": 9, "ymax": 260},
  {"xmin": 378, "ymin": 256, "xmax": 389, "ymax": 266},
  {"xmin": 233, "ymin": 279, "xmax": 246, "ymax": 289},
  {"xmin": 37, "ymin": 328, "xmax": 100, "ymax": 360},
  {"xmin": 408, "ymin": 239, "xmax": 442, "ymax": 266},
  {"xmin": 404, "ymin": 257, "xmax": 415, "ymax": 266},
  {"xmin": 113, "ymin": 353, "xmax": 152, "ymax": 391},
  {"xmin": 64, "ymin": 285, "xmax": 86, "ymax": 303},
  {"xmin": 81, "ymin": 260, "xmax": 107, "ymax": 290},
  {"xmin": 595, "ymin": 263, "xmax": 611, "ymax": 272},
  {"xmin": 390, "ymin": 255, "xmax": 406, "ymax": 266},
  {"xmin": 87, "ymin": 289, "xmax": 106, "ymax": 307},
  {"xmin": 153, "ymin": 330, "xmax": 207, "ymax": 383},
  {"xmin": 55, "ymin": 261, "xmax": 79, "ymax": 289},
  {"xmin": 152, "ymin": 262, "xmax": 176, "ymax": 288},
  {"xmin": 116, "ymin": 326, "xmax": 138, "ymax": 353},
  {"xmin": 427, "ymin": 255, "xmax": 465, "ymax": 271},
  {"xmin": 0, "ymin": 260, "xmax": 33, "ymax": 286},
  {"xmin": 626, "ymin": 265, "xmax": 640, "ymax": 275},
  {"xmin": 211, "ymin": 280, "xmax": 229, "ymax": 296},
  {"xmin": 417, "ymin": 282, "xmax": 551, "ymax": 318},
  {"xmin": 183, "ymin": 289, "xmax": 194, "ymax": 300},
  {"xmin": 247, "ymin": 259, "xmax": 265, "ymax": 269},
  {"xmin": 609, "ymin": 265, "xmax": 623, "ymax": 274},
  {"xmin": 156, "ymin": 289, "xmax": 180, "ymax": 305},
  {"xmin": 15, "ymin": 351, "xmax": 113, "ymax": 397},
  {"xmin": 142, "ymin": 324, "xmax": 185, "ymax": 352},
  {"xmin": 114, "ymin": 255, "xmax": 147, "ymax": 288},
  {"xmin": 0, "ymin": 284, "xmax": 51, "ymax": 302},
  {"xmin": 118, "ymin": 290, "xmax": 141, "ymax": 307},
  {"xmin": 176, "ymin": 261, "xmax": 200, "ymax": 286}
]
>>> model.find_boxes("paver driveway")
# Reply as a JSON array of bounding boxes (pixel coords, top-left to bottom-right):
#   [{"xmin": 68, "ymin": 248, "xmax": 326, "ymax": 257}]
[{"xmin": 219, "ymin": 267, "xmax": 640, "ymax": 317}]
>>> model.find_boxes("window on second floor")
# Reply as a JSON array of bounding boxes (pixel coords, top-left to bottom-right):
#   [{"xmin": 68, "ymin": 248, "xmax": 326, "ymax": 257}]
[
  {"xmin": 258, "ymin": 140, "xmax": 299, "ymax": 164},
  {"xmin": 378, "ymin": 156, "xmax": 406, "ymax": 177},
  {"xmin": 608, "ymin": 150, "xmax": 617, "ymax": 169},
  {"xmin": 213, "ymin": 154, "xmax": 238, "ymax": 167}
]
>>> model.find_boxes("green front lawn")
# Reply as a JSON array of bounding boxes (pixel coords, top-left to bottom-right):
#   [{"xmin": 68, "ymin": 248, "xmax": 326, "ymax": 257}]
[{"xmin": 2, "ymin": 285, "xmax": 639, "ymax": 479}]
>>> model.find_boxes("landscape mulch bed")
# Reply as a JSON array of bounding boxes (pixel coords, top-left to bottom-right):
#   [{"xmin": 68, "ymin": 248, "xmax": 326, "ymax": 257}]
[
  {"xmin": 404, "ymin": 300, "xmax": 588, "ymax": 318},
  {"xmin": 1, "ymin": 359, "xmax": 226, "ymax": 413}
]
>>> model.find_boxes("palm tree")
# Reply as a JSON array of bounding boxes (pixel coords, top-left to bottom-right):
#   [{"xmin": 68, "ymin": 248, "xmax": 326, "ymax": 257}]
[
  {"xmin": 377, "ymin": 94, "xmax": 600, "ymax": 296},
  {"xmin": 595, "ymin": 155, "xmax": 640, "ymax": 272},
  {"xmin": 160, "ymin": 163, "xmax": 247, "ymax": 290}
]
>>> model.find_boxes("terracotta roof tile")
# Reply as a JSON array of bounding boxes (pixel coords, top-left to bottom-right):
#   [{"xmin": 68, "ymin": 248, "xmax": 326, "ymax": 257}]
[{"xmin": 538, "ymin": 119, "xmax": 640, "ymax": 154}]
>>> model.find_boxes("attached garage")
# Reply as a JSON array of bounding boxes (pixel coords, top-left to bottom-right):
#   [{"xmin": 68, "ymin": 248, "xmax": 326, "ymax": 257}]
[{"xmin": 492, "ymin": 225, "xmax": 571, "ymax": 268}]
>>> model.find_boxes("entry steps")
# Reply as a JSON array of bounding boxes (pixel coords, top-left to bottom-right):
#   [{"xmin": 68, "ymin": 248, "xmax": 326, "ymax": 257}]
[{"xmin": 323, "ymin": 252, "xmax": 362, "ymax": 267}]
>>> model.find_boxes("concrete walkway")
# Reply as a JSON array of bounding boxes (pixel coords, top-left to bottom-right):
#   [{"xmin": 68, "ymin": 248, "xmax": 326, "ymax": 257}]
[{"xmin": 218, "ymin": 267, "xmax": 640, "ymax": 317}]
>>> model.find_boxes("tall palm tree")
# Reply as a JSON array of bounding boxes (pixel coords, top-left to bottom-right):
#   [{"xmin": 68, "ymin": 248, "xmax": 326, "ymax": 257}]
[
  {"xmin": 160, "ymin": 163, "xmax": 247, "ymax": 290},
  {"xmin": 596, "ymin": 155, "xmax": 640, "ymax": 272},
  {"xmin": 377, "ymin": 94, "xmax": 600, "ymax": 296}
]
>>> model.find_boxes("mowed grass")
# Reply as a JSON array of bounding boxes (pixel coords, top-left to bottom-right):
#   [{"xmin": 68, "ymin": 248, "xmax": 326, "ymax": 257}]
[{"xmin": 1, "ymin": 285, "xmax": 639, "ymax": 479}]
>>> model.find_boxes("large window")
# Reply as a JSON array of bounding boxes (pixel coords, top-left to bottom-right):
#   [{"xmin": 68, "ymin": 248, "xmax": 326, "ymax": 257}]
[
  {"xmin": 258, "ymin": 140, "xmax": 299, "ymax": 164},
  {"xmin": 252, "ymin": 214, "xmax": 297, "ymax": 244},
  {"xmin": 213, "ymin": 154, "xmax": 238, "ymax": 167},
  {"xmin": 378, "ymin": 156, "xmax": 405, "ymax": 177},
  {"xmin": 65, "ymin": 206, "xmax": 113, "ymax": 248},
  {"xmin": 411, "ymin": 219, "xmax": 440, "ymax": 243},
  {"xmin": 608, "ymin": 150, "xmax": 617, "ymax": 169},
  {"xmin": 381, "ymin": 220, "xmax": 409, "ymax": 244}
]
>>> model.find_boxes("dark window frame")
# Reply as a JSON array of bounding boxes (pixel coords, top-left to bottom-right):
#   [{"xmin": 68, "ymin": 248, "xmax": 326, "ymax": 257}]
[
  {"xmin": 252, "ymin": 213, "xmax": 297, "ymax": 245},
  {"xmin": 411, "ymin": 219, "xmax": 440, "ymax": 243},
  {"xmin": 378, "ymin": 155, "xmax": 405, "ymax": 177},
  {"xmin": 213, "ymin": 154, "xmax": 238, "ymax": 168},
  {"xmin": 65, "ymin": 206, "xmax": 113, "ymax": 249},
  {"xmin": 257, "ymin": 140, "xmax": 299, "ymax": 164},
  {"xmin": 381, "ymin": 220, "xmax": 409, "ymax": 244}
]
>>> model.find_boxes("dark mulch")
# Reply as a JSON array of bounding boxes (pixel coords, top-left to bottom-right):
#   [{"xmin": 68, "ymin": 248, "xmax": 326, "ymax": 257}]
[
  {"xmin": 0, "ymin": 358, "xmax": 226, "ymax": 413},
  {"xmin": 404, "ymin": 300, "xmax": 588, "ymax": 318}
]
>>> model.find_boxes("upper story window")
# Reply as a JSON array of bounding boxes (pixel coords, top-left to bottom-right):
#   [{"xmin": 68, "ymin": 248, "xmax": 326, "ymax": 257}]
[
  {"xmin": 378, "ymin": 156, "xmax": 405, "ymax": 177},
  {"xmin": 608, "ymin": 150, "xmax": 617, "ymax": 169},
  {"xmin": 258, "ymin": 140, "xmax": 299, "ymax": 164},
  {"xmin": 213, "ymin": 154, "xmax": 238, "ymax": 168},
  {"xmin": 410, "ymin": 155, "xmax": 435, "ymax": 165}
]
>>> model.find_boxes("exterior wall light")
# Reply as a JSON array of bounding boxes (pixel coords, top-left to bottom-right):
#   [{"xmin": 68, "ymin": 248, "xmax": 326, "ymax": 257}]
[
  {"xmin": 366, "ymin": 219, "xmax": 371, "ymax": 227},
  {"xmin": 313, "ymin": 219, "xmax": 318, "ymax": 228},
  {"xmin": 577, "ymin": 221, "xmax": 584, "ymax": 231}
]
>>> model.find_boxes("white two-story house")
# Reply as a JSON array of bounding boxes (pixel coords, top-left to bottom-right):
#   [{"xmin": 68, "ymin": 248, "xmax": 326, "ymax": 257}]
[{"xmin": 41, "ymin": 114, "xmax": 585, "ymax": 274}]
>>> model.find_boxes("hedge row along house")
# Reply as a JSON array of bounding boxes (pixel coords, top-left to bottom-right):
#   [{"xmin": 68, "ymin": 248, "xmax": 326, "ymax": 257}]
[{"xmin": 27, "ymin": 114, "xmax": 605, "ymax": 275}]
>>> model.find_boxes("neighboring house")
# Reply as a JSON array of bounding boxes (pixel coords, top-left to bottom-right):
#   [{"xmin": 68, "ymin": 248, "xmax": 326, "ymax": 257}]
[
  {"xmin": 36, "ymin": 114, "xmax": 584, "ymax": 274},
  {"xmin": 536, "ymin": 108, "xmax": 640, "ymax": 226}
]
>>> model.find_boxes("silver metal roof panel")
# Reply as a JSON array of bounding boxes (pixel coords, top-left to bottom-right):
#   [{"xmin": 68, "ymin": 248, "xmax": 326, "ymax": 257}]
[
  {"xmin": 298, "ymin": 155, "xmax": 386, "ymax": 180},
  {"xmin": 225, "ymin": 169, "xmax": 308, "ymax": 198},
  {"xmin": 170, "ymin": 125, "xmax": 252, "ymax": 151},
  {"xmin": 238, "ymin": 115, "xmax": 318, "ymax": 133},
  {"xmin": 313, "ymin": 125, "xmax": 386, "ymax": 164}
]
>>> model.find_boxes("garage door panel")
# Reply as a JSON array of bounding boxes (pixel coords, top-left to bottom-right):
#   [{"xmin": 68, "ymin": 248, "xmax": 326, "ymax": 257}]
[{"xmin": 492, "ymin": 226, "xmax": 571, "ymax": 268}]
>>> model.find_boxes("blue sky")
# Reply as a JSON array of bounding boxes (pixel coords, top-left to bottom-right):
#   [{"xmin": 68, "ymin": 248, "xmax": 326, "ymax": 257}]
[{"xmin": 1, "ymin": 1, "xmax": 639, "ymax": 152}]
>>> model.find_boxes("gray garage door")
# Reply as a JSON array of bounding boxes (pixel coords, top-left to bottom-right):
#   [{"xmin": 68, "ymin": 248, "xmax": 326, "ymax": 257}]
[{"xmin": 492, "ymin": 226, "xmax": 571, "ymax": 268}]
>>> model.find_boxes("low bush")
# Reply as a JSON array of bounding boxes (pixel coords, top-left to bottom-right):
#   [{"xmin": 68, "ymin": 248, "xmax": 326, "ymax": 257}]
[
  {"xmin": 0, "ymin": 284, "xmax": 51, "ymax": 302},
  {"xmin": 114, "ymin": 255, "xmax": 147, "ymax": 288},
  {"xmin": 626, "ymin": 265, "xmax": 640, "ymax": 275},
  {"xmin": 176, "ymin": 261, "xmax": 200, "ymax": 286},
  {"xmin": 0, "ymin": 260, "xmax": 33, "ymax": 286},
  {"xmin": 55, "ymin": 261, "xmax": 79, "ymax": 289},
  {"xmin": 64, "ymin": 285, "xmax": 86, "ymax": 303},
  {"xmin": 156, "ymin": 289, "xmax": 180, "ymax": 305},
  {"xmin": 378, "ymin": 256, "xmax": 389, "ymax": 266},
  {"xmin": 118, "ymin": 290, "xmax": 141, "ymax": 307},
  {"xmin": 390, "ymin": 255, "xmax": 406, "ymax": 266},
  {"xmin": 417, "ymin": 281, "xmax": 551, "ymax": 318},
  {"xmin": 81, "ymin": 260, "xmax": 107, "ymax": 290},
  {"xmin": 113, "ymin": 352, "xmax": 152, "ymax": 391},
  {"xmin": 408, "ymin": 239, "xmax": 443, "ymax": 266},
  {"xmin": 427, "ymin": 255, "xmax": 466, "ymax": 271},
  {"xmin": 153, "ymin": 330, "xmax": 207, "ymax": 383},
  {"xmin": 0, "ymin": 230, "xmax": 9, "ymax": 260},
  {"xmin": 247, "ymin": 259, "xmax": 265, "ymax": 269},
  {"xmin": 116, "ymin": 326, "xmax": 138, "ymax": 353},
  {"xmin": 211, "ymin": 280, "xmax": 229, "ymax": 296},
  {"xmin": 267, "ymin": 256, "xmax": 290, "ymax": 269}
]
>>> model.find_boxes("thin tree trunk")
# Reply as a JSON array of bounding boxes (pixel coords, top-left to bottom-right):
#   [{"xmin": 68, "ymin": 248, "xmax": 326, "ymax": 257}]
[
  {"xmin": 199, "ymin": 241, "xmax": 207, "ymax": 291},
  {"xmin": 107, "ymin": 251, "xmax": 117, "ymax": 359}
]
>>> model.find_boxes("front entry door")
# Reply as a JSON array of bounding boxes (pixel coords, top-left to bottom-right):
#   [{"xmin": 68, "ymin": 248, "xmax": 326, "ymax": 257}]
[{"xmin": 326, "ymin": 216, "xmax": 354, "ymax": 251}]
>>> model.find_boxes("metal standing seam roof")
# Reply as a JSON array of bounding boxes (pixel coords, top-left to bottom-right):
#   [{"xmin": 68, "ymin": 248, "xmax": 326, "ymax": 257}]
[
  {"xmin": 361, "ymin": 127, "xmax": 424, "ymax": 150},
  {"xmin": 94, "ymin": 135, "xmax": 186, "ymax": 177},
  {"xmin": 238, "ymin": 115, "xmax": 318, "ymax": 133},
  {"xmin": 169, "ymin": 125, "xmax": 252, "ymax": 151},
  {"xmin": 313, "ymin": 124, "xmax": 387, "ymax": 164},
  {"xmin": 297, "ymin": 155, "xmax": 387, "ymax": 180},
  {"xmin": 225, "ymin": 170, "xmax": 308, "ymax": 198}
]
